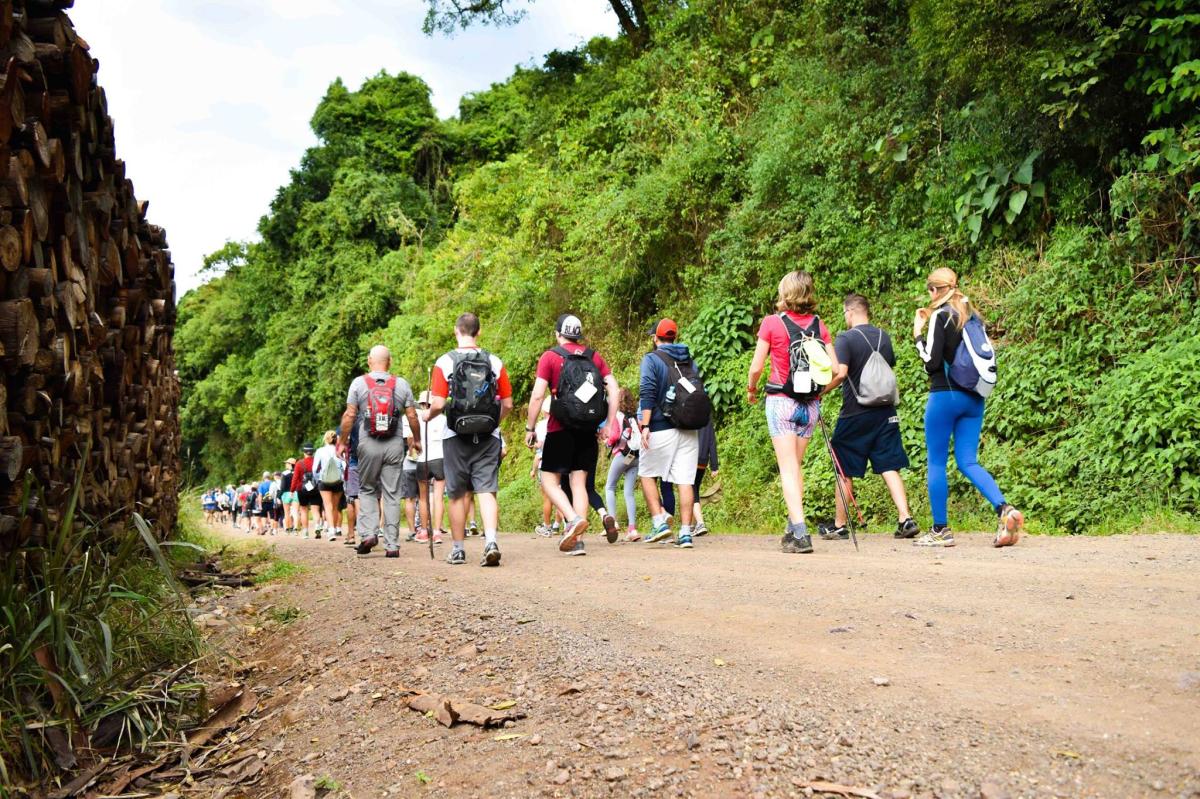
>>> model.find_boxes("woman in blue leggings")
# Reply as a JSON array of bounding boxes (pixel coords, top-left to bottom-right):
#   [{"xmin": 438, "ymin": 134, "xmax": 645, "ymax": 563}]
[{"xmin": 914, "ymin": 267, "xmax": 1024, "ymax": 548}]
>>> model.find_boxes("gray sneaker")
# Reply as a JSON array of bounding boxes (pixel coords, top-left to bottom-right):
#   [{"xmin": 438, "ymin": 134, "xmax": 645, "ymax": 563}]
[
  {"xmin": 480, "ymin": 542, "xmax": 501, "ymax": 567},
  {"xmin": 446, "ymin": 548, "xmax": 467, "ymax": 565},
  {"xmin": 566, "ymin": 541, "xmax": 587, "ymax": 557}
]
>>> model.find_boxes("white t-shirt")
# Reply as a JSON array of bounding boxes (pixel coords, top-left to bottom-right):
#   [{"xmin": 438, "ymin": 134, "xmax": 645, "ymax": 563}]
[{"xmin": 402, "ymin": 415, "xmax": 446, "ymax": 461}]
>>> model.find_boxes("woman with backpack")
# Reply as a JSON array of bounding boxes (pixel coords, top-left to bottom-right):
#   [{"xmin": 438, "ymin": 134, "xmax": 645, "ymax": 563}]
[
  {"xmin": 604, "ymin": 389, "xmax": 643, "ymax": 542},
  {"xmin": 914, "ymin": 267, "xmax": 1024, "ymax": 548},
  {"xmin": 313, "ymin": 430, "xmax": 347, "ymax": 540},
  {"xmin": 747, "ymin": 270, "xmax": 841, "ymax": 554}
]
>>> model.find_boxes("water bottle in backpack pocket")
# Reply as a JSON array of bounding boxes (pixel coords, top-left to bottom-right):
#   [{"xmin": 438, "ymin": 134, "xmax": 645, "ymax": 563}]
[{"xmin": 947, "ymin": 315, "xmax": 997, "ymax": 398}]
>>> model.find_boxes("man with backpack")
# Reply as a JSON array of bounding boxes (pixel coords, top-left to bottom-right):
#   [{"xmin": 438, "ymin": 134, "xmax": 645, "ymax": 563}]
[
  {"xmin": 638, "ymin": 319, "xmax": 712, "ymax": 549},
  {"xmin": 289, "ymin": 443, "xmax": 320, "ymax": 537},
  {"xmin": 422, "ymin": 313, "xmax": 513, "ymax": 567},
  {"xmin": 524, "ymin": 314, "xmax": 620, "ymax": 556},
  {"xmin": 337, "ymin": 345, "xmax": 420, "ymax": 557},
  {"xmin": 823, "ymin": 294, "xmax": 918, "ymax": 540}
]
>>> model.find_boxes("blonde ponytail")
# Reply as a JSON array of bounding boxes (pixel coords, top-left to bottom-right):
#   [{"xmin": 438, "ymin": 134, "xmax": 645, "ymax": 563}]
[{"xmin": 925, "ymin": 267, "xmax": 976, "ymax": 330}]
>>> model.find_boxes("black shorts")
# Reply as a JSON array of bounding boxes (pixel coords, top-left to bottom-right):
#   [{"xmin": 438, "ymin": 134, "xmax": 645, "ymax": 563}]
[
  {"xmin": 444, "ymin": 435, "xmax": 502, "ymax": 498},
  {"xmin": 401, "ymin": 467, "xmax": 419, "ymax": 499},
  {"xmin": 416, "ymin": 458, "xmax": 445, "ymax": 482},
  {"xmin": 262, "ymin": 500, "xmax": 275, "ymax": 515},
  {"xmin": 540, "ymin": 427, "xmax": 599, "ymax": 475},
  {"xmin": 299, "ymin": 488, "xmax": 322, "ymax": 507},
  {"xmin": 319, "ymin": 481, "xmax": 343, "ymax": 493},
  {"xmin": 831, "ymin": 407, "xmax": 909, "ymax": 479}
]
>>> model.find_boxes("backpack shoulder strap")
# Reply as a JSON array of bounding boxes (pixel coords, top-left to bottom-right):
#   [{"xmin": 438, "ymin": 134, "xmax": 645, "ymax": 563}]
[
  {"xmin": 581, "ymin": 348, "xmax": 595, "ymax": 361},
  {"xmin": 552, "ymin": 345, "xmax": 570, "ymax": 359},
  {"xmin": 651, "ymin": 349, "xmax": 675, "ymax": 369},
  {"xmin": 853, "ymin": 326, "xmax": 880, "ymax": 353},
  {"xmin": 805, "ymin": 316, "xmax": 823, "ymax": 339}
]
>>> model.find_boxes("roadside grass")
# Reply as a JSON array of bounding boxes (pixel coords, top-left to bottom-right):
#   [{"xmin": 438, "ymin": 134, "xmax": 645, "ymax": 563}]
[
  {"xmin": 0, "ymin": 473, "xmax": 204, "ymax": 789},
  {"xmin": 175, "ymin": 501, "xmax": 306, "ymax": 585}
]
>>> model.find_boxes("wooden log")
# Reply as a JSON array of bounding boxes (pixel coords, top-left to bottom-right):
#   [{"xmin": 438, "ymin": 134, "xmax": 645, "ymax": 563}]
[
  {"xmin": 0, "ymin": 297, "xmax": 36, "ymax": 365},
  {"xmin": 0, "ymin": 225, "xmax": 20, "ymax": 270}
]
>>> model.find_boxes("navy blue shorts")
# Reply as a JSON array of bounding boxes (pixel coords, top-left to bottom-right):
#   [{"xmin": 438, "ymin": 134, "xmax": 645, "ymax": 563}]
[{"xmin": 831, "ymin": 407, "xmax": 909, "ymax": 479}]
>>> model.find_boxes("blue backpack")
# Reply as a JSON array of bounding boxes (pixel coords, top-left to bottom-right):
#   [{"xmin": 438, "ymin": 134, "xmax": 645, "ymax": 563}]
[{"xmin": 947, "ymin": 315, "xmax": 997, "ymax": 398}]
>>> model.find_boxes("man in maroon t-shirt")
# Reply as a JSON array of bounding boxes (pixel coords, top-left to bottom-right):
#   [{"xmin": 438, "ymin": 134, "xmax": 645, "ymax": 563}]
[{"xmin": 524, "ymin": 314, "xmax": 620, "ymax": 556}]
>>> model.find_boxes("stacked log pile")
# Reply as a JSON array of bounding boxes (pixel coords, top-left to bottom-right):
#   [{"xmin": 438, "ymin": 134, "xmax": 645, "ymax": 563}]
[{"xmin": 0, "ymin": 0, "xmax": 179, "ymax": 545}]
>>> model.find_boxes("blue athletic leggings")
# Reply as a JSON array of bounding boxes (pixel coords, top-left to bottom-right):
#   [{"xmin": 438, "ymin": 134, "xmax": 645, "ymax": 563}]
[{"xmin": 924, "ymin": 390, "xmax": 1005, "ymax": 526}]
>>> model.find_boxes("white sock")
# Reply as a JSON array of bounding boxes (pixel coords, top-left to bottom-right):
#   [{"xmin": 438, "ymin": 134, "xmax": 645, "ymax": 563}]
[
  {"xmin": 598, "ymin": 506, "xmax": 609, "ymax": 518},
  {"xmin": 484, "ymin": 530, "xmax": 497, "ymax": 544},
  {"xmin": 653, "ymin": 512, "xmax": 669, "ymax": 526}
]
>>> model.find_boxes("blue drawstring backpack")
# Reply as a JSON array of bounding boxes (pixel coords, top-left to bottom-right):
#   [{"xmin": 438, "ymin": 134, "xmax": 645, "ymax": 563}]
[{"xmin": 947, "ymin": 315, "xmax": 997, "ymax": 398}]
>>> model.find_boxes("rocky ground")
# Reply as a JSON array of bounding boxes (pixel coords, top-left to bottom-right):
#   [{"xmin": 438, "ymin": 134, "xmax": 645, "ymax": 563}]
[{"xmin": 188, "ymin": 525, "xmax": 1200, "ymax": 799}]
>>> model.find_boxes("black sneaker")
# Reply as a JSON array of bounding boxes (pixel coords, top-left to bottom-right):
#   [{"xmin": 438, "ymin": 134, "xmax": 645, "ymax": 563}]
[
  {"xmin": 781, "ymin": 533, "xmax": 804, "ymax": 554},
  {"xmin": 385, "ymin": 550, "xmax": 399, "ymax": 558},
  {"xmin": 355, "ymin": 535, "xmax": 378, "ymax": 555},
  {"xmin": 602, "ymin": 514, "xmax": 618, "ymax": 544},
  {"xmin": 895, "ymin": 518, "xmax": 921, "ymax": 539},
  {"xmin": 816, "ymin": 521, "xmax": 835, "ymax": 538},
  {"xmin": 481, "ymin": 542, "xmax": 501, "ymax": 567},
  {"xmin": 446, "ymin": 548, "xmax": 466, "ymax": 565},
  {"xmin": 820, "ymin": 525, "xmax": 849, "ymax": 541}
]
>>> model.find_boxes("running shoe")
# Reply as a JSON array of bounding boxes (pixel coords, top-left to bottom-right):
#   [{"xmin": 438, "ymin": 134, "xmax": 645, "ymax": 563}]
[
  {"xmin": 433, "ymin": 529, "xmax": 445, "ymax": 545},
  {"xmin": 385, "ymin": 550, "xmax": 399, "ymax": 558},
  {"xmin": 781, "ymin": 532, "xmax": 813, "ymax": 554},
  {"xmin": 994, "ymin": 505, "xmax": 1024, "ymax": 548},
  {"xmin": 625, "ymin": 527, "xmax": 641, "ymax": 543},
  {"xmin": 566, "ymin": 541, "xmax": 587, "ymax": 557},
  {"xmin": 820, "ymin": 525, "xmax": 849, "ymax": 541},
  {"xmin": 645, "ymin": 516, "xmax": 674, "ymax": 543},
  {"xmin": 468, "ymin": 520, "xmax": 480, "ymax": 536},
  {"xmin": 355, "ymin": 534, "xmax": 378, "ymax": 555},
  {"xmin": 481, "ymin": 542, "xmax": 501, "ymax": 567},
  {"xmin": 535, "ymin": 523, "xmax": 552, "ymax": 537},
  {"xmin": 694, "ymin": 523, "xmax": 709, "ymax": 537},
  {"xmin": 414, "ymin": 528, "xmax": 429, "ymax": 544},
  {"xmin": 405, "ymin": 529, "xmax": 417, "ymax": 542},
  {"xmin": 558, "ymin": 517, "xmax": 589, "ymax": 552},
  {"xmin": 915, "ymin": 527, "xmax": 955, "ymax": 547},
  {"xmin": 675, "ymin": 534, "xmax": 694, "ymax": 549},
  {"xmin": 895, "ymin": 518, "xmax": 921, "ymax": 539},
  {"xmin": 446, "ymin": 548, "xmax": 467, "ymax": 565},
  {"xmin": 602, "ymin": 513, "xmax": 618, "ymax": 544}
]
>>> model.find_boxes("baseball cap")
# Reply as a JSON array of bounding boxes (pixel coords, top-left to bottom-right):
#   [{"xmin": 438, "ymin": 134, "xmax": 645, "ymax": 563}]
[
  {"xmin": 649, "ymin": 318, "xmax": 678, "ymax": 341},
  {"xmin": 418, "ymin": 390, "xmax": 431, "ymax": 405},
  {"xmin": 556, "ymin": 313, "xmax": 583, "ymax": 341},
  {"xmin": 301, "ymin": 442, "xmax": 314, "ymax": 453}
]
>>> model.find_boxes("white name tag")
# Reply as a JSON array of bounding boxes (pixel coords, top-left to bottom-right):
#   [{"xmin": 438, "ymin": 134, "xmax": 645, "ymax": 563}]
[
  {"xmin": 677, "ymin": 377, "xmax": 696, "ymax": 394},
  {"xmin": 574, "ymin": 381, "xmax": 598, "ymax": 403}
]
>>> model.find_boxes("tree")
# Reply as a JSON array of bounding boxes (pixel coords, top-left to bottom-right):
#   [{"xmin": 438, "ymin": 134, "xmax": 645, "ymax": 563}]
[{"xmin": 422, "ymin": 0, "xmax": 651, "ymax": 51}]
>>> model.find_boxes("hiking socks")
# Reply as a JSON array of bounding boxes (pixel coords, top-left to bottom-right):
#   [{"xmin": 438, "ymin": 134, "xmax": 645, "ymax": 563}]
[
  {"xmin": 453, "ymin": 541, "xmax": 465, "ymax": 553},
  {"xmin": 652, "ymin": 512, "xmax": 670, "ymax": 527},
  {"xmin": 679, "ymin": 524, "xmax": 693, "ymax": 537},
  {"xmin": 787, "ymin": 520, "xmax": 808, "ymax": 537},
  {"xmin": 484, "ymin": 529, "xmax": 497, "ymax": 545}
]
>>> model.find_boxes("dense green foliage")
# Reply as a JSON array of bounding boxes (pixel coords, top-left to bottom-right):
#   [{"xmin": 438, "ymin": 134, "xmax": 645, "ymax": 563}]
[{"xmin": 178, "ymin": 0, "xmax": 1199, "ymax": 534}]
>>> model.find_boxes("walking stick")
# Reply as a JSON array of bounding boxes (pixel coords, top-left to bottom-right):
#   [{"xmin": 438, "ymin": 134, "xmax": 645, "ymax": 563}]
[
  {"xmin": 424, "ymin": 366, "xmax": 434, "ymax": 561},
  {"xmin": 818, "ymin": 413, "xmax": 863, "ymax": 552}
]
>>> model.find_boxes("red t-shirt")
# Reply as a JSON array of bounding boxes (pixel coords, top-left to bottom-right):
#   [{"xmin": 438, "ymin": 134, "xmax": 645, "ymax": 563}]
[
  {"xmin": 757, "ymin": 312, "xmax": 831, "ymax": 386},
  {"xmin": 290, "ymin": 455, "xmax": 313, "ymax": 492},
  {"xmin": 536, "ymin": 344, "xmax": 612, "ymax": 434}
]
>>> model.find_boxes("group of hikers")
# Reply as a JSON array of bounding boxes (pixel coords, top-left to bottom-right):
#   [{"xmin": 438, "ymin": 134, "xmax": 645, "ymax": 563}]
[{"xmin": 203, "ymin": 266, "xmax": 1025, "ymax": 563}]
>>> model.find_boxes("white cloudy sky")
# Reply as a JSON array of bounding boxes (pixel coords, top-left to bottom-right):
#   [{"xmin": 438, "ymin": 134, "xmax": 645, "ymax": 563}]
[{"xmin": 69, "ymin": 1, "xmax": 616, "ymax": 295}]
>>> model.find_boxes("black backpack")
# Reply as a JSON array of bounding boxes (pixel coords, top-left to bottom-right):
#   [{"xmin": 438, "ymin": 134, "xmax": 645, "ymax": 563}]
[
  {"xmin": 446, "ymin": 350, "xmax": 501, "ymax": 437},
  {"xmin": 653, "ymin": 350, "xmax": 712, "ymax": 430},
  {"xmin": 550, "ymin": 346, "xmax": 607, "ymax": 429}
]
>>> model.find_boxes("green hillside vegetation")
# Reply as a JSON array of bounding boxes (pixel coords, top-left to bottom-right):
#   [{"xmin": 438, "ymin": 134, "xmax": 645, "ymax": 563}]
[{"xmin": 177, "ymin": 0, "xmax": 1200, "ymax": 534}]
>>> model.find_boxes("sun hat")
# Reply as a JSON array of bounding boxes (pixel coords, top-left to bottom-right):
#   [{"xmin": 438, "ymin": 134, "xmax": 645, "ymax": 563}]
[
  {"xmin": 556, "ymin": 313, "xmax": 583, "ymax": 341},
  {"xmin": 418, "ymin": 390, "xmax": 432, "ymax": 405}
]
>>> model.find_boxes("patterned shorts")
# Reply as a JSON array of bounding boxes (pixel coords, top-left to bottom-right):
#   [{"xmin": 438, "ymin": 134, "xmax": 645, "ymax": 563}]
[{"xmin": 765, "ymin": 394, "xmax": 821, "ymax": 439}]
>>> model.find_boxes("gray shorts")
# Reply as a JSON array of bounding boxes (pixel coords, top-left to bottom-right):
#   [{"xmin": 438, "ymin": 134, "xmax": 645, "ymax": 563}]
[
  {"xmin": 400, "ymin": 466, "xmax": 419, "ymax": 499},
  {"xmin": 443, "ymin": 435, "xmax": 501, "ymax": 498}
]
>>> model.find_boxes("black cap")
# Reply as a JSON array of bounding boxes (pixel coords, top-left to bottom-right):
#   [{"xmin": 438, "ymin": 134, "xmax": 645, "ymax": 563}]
[{"xmin": 301, "ymin": 442, "xmax": 314, "ymax": 453}]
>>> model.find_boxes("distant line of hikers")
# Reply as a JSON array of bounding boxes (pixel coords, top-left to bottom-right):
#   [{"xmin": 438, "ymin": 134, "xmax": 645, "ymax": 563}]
[{"xmin": 202, "ymin": 266, "xmax": 1025, "ymax": 563}]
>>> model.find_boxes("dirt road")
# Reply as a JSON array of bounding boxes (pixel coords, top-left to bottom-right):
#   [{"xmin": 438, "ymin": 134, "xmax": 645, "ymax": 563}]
[{"xmin": 203, "ymin": 527, "xmax": 1200, "ymax": 798}]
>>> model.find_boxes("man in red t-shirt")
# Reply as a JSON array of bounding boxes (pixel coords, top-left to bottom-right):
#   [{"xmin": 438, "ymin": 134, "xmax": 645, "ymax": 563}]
[
  {"xmin": 524, "ymin": 314, "xmax": 620, "ymax": 556},
  {"xmin": 422, "ymin": 313, "xmax": 513, "ymax": 567},
  {"xmin": 289, "ymin": 443, "xmax": 319, "ymax": 538}
]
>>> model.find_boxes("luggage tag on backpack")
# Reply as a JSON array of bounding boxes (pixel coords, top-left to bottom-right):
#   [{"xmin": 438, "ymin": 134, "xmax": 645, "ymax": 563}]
[
  {"xmin": 793, "ymin": 370, "xmax": 812, "ymax": 395},
  {"xmin": 303, "ymin": 481, "xmax": 315, "ymax": 492},
  {"xmin": 677, "ymin": 376, "xmax": 696, "ymax": 394},
  {"xmin": 574, "ymin": 380, "xmax": 598, "ymax": 403}
]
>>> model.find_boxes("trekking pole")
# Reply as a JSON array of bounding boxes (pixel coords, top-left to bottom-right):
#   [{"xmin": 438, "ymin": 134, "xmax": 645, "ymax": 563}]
[
  {"xmin": 424, "ymin": 365, "xmax": 434, "ymax": 560},
  {"xmin": 817, "ymin": 413, "xmax": 863, "ymax": 552}
]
